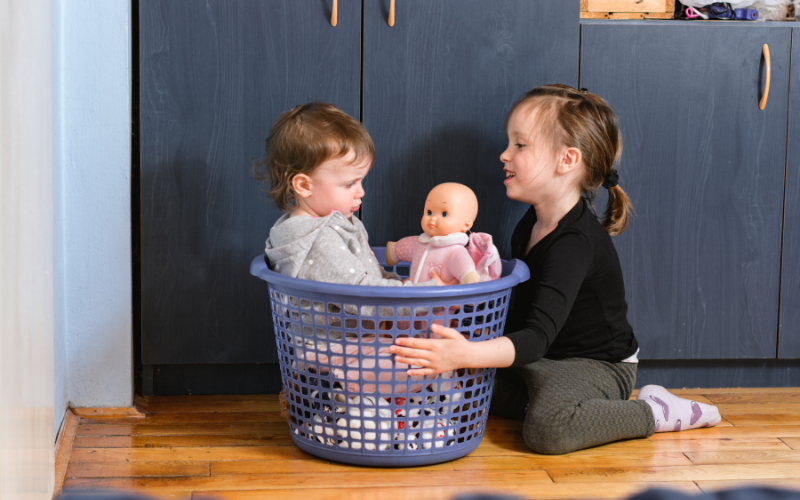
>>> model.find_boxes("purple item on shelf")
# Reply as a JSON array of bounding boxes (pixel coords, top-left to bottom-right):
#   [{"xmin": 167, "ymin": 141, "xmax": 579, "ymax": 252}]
[
  {"xmin": 734, "ymin": 8, "xmax": 758, "ymax": 20},
  {"xmin": 250, "ymin": 247, "xmax": 529, "ymax": 466}
]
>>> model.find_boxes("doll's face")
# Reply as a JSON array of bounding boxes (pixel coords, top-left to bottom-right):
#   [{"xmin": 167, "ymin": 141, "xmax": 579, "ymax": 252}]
[{"xmin": 421, "ymin": 184, "xmax": 477, "ymax": 237}]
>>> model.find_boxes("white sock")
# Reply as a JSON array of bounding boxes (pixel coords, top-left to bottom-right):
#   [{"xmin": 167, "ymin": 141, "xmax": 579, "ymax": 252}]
[{"xmin": 638, "ymin": 385, "xmax": 721, "ymax": 433}]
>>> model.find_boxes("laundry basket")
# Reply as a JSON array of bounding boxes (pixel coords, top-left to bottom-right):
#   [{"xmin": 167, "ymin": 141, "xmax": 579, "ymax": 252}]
[{"xmin": 250, "ymin": 247, "xmax": 529, "ymax": 467}]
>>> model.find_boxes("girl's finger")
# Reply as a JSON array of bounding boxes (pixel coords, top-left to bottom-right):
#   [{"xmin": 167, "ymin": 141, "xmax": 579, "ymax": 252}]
[
  {"xmin": 394, "ymin": 356, "xmax": 429, "ymax": 367},
  {"xmin": 391, "ymin": 347, "xmax": 430, "ymax": 360},
  {"xmin": 430, "ymin": 323, "xmax": 462, "ymax": 339},
  {"xmin": 394, "ymin": 337, "xmax": 434, "ymax": 349},
  {"xmin": 407, "ymin": 368, "xmax": 436, "ymax": 376}
]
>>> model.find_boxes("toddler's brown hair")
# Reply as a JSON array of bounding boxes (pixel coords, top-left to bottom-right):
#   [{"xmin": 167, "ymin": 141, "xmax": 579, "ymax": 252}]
[{"xmin": 253, "ymin": 102, "xmax": 374, "ymax": 212}]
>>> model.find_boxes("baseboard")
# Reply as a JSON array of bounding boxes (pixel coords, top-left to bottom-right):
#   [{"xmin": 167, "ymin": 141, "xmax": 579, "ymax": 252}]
[
  {"xmin": 636, "ymin": 358, "xmax": 800, "ymax": 388},
  {"xmin": 53, "ymin": 408, "xmax": 80, "ymax": 498}
]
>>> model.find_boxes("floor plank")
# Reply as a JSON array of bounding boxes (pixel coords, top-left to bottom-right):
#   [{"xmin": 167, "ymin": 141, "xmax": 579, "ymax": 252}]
[
  {"xmin": 192, "ymin": 482, "xmax": 702, "ymax": 500},
  {"xmin": 65, "ymin": 461, "xmax": 210, "ymax": 478},
  {"xmin": 705, "ymin": 393, "xmax": 800, "ymax": 404},
  {"xmin": 548, "ymin": 463, "xmax": 800, "ymax": 483},
  {"xmin": 74, "ymin": 434, "xmax": 294, "ymax": 449},
  {"xmin": 76, "ymin": 423, "xmax": 289, "ymax": 437},
  {"xmin": 71, "ymin": 446, "xmax": 314, "ymax": 463},
  {"xmin": 135, "ymin": 400, "xmax": 282, "ymax": 414},
  {"xmin": 473, "ymin": 437, "xmax": 792, "ymax": 456},
  {"xmin": 723, "ymin": 414, "xmax": 800, "ymax": 426},
  {"xmin": 714, "ymin": 403, "xmax": 800, "ymax": 415},
  {"xmin": 78, "ymin": 412, "xmax": 287, "ymax": 426},
  {"xmin": 64, "ymin": 469, "xmax": 554, "ymax": 493},
  {"xmin": 646, "ymin": 425, "xmax": 800, "ymax": 440},
  {"xmin": 210, "ymin": 459, "xmax": 456, "ymax": 475},
  {"xmin": 686, "ymin": 450, "xmax": 800, "ymax": 465}
]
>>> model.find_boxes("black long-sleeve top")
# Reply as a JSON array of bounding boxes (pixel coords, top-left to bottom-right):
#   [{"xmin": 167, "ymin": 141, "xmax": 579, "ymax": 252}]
[{"xmin": 505, "ymin": 198, "xmax": 639, "ymax": 366}]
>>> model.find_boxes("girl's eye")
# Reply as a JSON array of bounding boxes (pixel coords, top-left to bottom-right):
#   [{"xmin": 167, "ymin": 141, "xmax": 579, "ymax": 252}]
[
  {"xmin": 346, "ymin": 182, "xmax": 355, "ymax": 188},
  {"xmin": 442, "ymin": 212, "xmax": 448, "ymax": 217},
  {"xmin": 516, "ymin": 143, "xmax": 525, "ymax": 149},
  {"xmin": 427, "ymin": 210, "xmax": 432, "ymax": 216}
]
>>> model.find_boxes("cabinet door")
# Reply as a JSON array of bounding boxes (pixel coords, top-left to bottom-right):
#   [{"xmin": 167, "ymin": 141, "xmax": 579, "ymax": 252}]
[
  {"xmin": 140, "ymin": 0, "xmax": 361, "ymax": 365},
  {"xmin": 580, "ymin": 22, "xmax": 790, "ymax": 359},
  {"xmin": 361, "ymin": 0, "xmax": 579, "ymax": 257},
  {"xmin": 779, "ymin": 29, "xmax": 800, "ymax": 358}
]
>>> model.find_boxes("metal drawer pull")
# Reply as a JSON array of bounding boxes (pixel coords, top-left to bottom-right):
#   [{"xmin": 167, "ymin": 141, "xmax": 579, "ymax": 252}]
[
  {"xmin": 332, "ymin": 0, "xmax": 337, "ymax": 27},
  {"xmin": 760, "ymin": 44, "xmax": 770, "ymax": 110},
  {"xmin": 389, "ymin": 0, "xmax": 395, "ymax": 26}
]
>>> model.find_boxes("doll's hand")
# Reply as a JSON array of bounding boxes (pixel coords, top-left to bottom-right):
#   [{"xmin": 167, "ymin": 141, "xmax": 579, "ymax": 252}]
[
  {"xmin": 389, "ymin": 323, "xmax": 476, "ymax": 376},
  {"xmin": 461, "ymin": 270, "xmax": 480, "ymax": 284},
  {"xmin": 430, "ymin": 268, "xmax": 459, "ymax": 286},
  {"xmin": 385, "ymin": 241, "xmax": 399, "ymax": 266}
]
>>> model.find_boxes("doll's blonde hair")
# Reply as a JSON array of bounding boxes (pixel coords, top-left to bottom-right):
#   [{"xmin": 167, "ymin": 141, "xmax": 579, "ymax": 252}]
[
  {"xmin": 253, "ymin": 102, "xmax": 374, "ymax": 212},
  {"xmin": 506, "ymin": 84, "xmax": 633, "ymax": 236}
]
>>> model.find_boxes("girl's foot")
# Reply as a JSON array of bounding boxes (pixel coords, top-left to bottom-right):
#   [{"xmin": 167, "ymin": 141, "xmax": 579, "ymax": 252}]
[{"xmin": 638, "ymin": 385, "xmax": 721, "ymax": 432}]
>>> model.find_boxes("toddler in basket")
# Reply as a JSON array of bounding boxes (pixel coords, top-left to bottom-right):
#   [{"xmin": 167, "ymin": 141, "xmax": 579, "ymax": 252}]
[
  {"xmin": 254, "ymin": 101, "xmax": 436, "ymax": 288},
  {"xmin": 254, "ymin": 103, "xmax": 442, "ymax": 441}
]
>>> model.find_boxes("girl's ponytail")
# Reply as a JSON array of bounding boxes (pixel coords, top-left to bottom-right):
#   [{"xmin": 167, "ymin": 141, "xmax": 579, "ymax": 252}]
[
  {"xmin": 508, "ymin": 84, "xmax": 633, "ymax": 236},
  {"xmin": 603, "ymin": 184, "xmax": 632, "ymax": 236}
]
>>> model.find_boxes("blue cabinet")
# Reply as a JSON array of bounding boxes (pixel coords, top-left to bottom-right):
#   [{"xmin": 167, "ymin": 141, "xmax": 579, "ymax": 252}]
[
  {"xmin": 779, "ymin": 28, "xmax": 800, "ymax": 359},
  {"xmin": 580, "ymin": 22, "xmax": 791, "ymax": 359}
]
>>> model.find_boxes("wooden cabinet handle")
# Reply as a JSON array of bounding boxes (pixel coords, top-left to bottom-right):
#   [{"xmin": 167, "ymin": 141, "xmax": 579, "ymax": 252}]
[
  {"xmin": 760, "ymin": 44, "xmax": 770, "ymax": 111},
  {"xmin": 331, "ymin": 0, "xmax": 337, "ymax": 27},
  {"xmin": 389, "ymin": 0, "xmax": 395, "ymax": 26}
]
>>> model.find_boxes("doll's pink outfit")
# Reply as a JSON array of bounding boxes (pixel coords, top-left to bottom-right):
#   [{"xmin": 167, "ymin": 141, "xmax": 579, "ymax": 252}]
[{"xmin": 389, "ymin": 232, "xmax": 502, "ymax": 284}]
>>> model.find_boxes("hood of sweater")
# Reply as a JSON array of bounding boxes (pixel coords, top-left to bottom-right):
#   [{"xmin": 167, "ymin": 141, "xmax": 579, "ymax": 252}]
[{"xmin": 265, "ymin": 211, "xmax": 363, "ymax": 278}]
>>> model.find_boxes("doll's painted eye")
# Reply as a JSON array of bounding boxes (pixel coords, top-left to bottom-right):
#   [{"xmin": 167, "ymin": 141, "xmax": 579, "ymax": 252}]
[
  {"xmin": 442, "ymin": 212, "xmax": 448, "ymax": 217},
  {"xmin": 427, "ymin": 210, "xmax": 432, "ymax": 216}
]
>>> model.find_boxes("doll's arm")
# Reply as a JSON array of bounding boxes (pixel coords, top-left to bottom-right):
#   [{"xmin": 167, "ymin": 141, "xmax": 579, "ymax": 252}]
[
  {"xmin": 386, "ymin": 236, "xmax": 420, "ymax": 267},
  {"xmin": 447, "ymin": 246, "xmax": 479, "ymax": 284}
]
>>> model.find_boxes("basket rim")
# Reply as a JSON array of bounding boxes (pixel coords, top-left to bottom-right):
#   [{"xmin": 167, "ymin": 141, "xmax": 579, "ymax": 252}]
[{"xmin": 250, "ymin": 246, "xmax": 529, "ymax": 299}]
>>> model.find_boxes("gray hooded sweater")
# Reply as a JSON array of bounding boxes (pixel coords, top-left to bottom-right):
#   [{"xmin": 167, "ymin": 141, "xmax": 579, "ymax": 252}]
[{"xmin": 265, "ymin": 211, "xmax": 434, "ymax": 287}]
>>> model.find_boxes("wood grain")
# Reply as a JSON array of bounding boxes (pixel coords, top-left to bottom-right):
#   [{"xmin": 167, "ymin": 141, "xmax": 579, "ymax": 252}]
[
  {"xmin": 780, "ymin": 438, "xmax": 800, "ymax": 450},
  {"xmin": 723, "ymin": 414, "xmax": 800, "ymax": 426},
  {"xmin": 64, "ymin": 469, "xmax": 553, "ymax": 493},
  {"xmin": 193, "ymin": 482, "xmax": 701, "ymax": 500},
  {"xmin": 79, "ymin": 412, "xmax": 287, "ymax": 426},
  {"xmin": 686, "ymin": 450, "xmax": 800, "ymax": 465},
  {"xmin": 706, "ymin": 393, "xmax": 800, "ymax": 404},
  {"xmin": 71, "ymin": 446, "xmax": 313, "ymax": 463},
  {"xmin": 548, "ymin": 463, "xmax": 800, "ymax": 483},
  {"xmin": 66, "ymin": 461, "xmax": 210, "ymax": 478},
  {"xmin": 73, "ymin": 407, "xmax": 146, "ymax": 419},
  {"xmin": 76, "ymin": 423, "xmax": 289, "ymax": 437},
  {"xmin": 74, "ymin": 434, "xmax": 294, "ymax": 449}
]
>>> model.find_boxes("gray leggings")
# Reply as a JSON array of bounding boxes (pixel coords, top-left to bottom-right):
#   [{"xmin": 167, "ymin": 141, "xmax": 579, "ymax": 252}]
[{"xmin": 490, "ymin": 357, "xmax": 656, "ymax": 455}]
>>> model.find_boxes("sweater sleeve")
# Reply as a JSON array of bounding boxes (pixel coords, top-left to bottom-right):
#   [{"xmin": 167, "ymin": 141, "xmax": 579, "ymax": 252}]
[{"xmin": 505, "ymin": 230, "xmax": 593, "ymax": 366}]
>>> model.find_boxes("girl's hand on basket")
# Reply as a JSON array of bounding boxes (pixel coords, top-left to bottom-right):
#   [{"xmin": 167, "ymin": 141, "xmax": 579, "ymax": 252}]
[
  {"xmin": 389, "ymin": 323, "xmax": 476, "ymax": 376},
  {"xmin": 430, "ymin": 268, "xmax": 459, "ymax": 286}
]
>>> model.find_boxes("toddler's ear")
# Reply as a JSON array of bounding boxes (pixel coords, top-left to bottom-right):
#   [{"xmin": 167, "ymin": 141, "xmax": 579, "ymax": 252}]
[{"xmin": 292, "ymin": 173, "xmax": 313, "ymax": 199}]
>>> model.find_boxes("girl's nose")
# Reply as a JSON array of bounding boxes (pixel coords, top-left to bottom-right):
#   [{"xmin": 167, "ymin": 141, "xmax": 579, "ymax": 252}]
[{"xmin": 500, "ymin": 149, "xmax": 511, "ymax": 163}]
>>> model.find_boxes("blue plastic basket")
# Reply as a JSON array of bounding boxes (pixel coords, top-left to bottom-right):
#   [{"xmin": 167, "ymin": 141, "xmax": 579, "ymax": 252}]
[{"xmin": 250, "ymin": 247, "xmax": 529, "ymax": 467}]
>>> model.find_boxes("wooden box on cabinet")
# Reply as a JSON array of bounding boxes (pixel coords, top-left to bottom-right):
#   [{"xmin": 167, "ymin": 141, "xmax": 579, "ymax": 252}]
[{"xmin": 580, "ymin": 0, "xmax": 675, "ymax": 19}]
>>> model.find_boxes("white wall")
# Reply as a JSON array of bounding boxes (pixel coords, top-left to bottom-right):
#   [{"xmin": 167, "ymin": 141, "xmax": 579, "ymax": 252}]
[
  {"xmin": 0, "ymin": 0, "xmax": 56, "ymax": 496},
  {"xmin": 53, "ymin": 0, "xmax": 133, "ymax": 426}
]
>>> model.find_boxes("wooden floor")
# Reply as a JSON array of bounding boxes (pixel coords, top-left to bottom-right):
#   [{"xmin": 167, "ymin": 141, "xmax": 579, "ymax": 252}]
[{"xmin": 62, "ymin": 389, "xmax": 800, "ymax": 500}]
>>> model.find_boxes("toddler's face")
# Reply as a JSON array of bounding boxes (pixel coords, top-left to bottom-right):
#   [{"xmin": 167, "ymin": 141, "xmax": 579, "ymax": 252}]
[
  {"xmin": 421, "ymin": 188, "xmax": 472, "ymax": 238},
  {"xmin": 304, "ymin": 150, "xmax": 371, "ymax": 219}
]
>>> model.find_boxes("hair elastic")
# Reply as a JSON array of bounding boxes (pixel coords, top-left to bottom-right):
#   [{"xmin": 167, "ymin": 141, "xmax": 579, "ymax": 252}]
[{"xmin": 602, "ymin": 169, "xmax": 619, "ymax": 189}]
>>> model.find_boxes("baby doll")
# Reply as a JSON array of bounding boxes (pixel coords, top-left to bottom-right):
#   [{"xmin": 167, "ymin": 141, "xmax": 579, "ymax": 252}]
[{"xmin": 386, "ymin": 182, "xmax": 501, "ymax": 285}]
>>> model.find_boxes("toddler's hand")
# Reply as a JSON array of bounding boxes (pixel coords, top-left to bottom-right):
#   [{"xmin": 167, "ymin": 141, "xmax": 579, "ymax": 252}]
[
  {"xmin": 430, "ymin": 268, "xmax": 459, "ymax": 286},
  {"xmin": 389, "ymin": 323, "xmax": 475, "ymax": 376}
]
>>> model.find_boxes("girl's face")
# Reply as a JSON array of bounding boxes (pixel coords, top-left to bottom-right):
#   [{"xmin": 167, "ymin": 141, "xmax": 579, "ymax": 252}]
[
  {"xmin": 302, "ymin": 150, "xmax": 371, "ymax": 219},
  {"xmin": 500, "ymin": 105, "xmax": 559, "ymax": 204}
]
